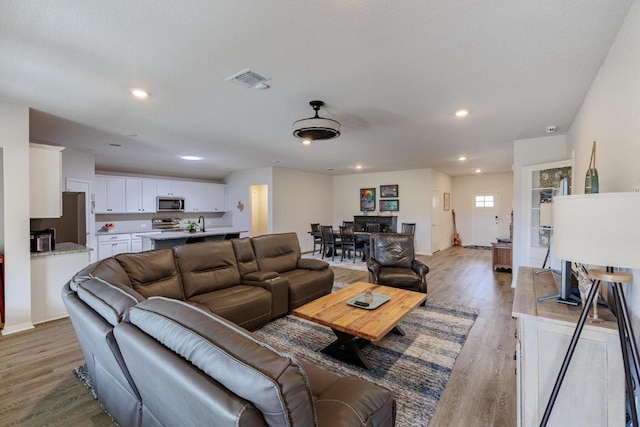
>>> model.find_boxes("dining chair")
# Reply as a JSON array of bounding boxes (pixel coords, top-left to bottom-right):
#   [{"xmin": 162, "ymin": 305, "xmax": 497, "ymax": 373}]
[
  {"xmin": 339, "ymin": 226, "xmax": 365, "ymax": 263},
  {"xmin": 401, "ymin": 222, "xmax": 416, "ymax": 236},
  {"xmin": 365, "ymin": 223, "xmax": 381, "ymax": 233},
  {"xmin": 342, "ymin": 221, "xmax": 354, "ymax": 229},
  {"xmin": 310, "ymin": 223, "xmax": 323, "ymax": 255},
  {"xmin": 320, "ymin": 225, "xmax": 342, "ymax": 261}
]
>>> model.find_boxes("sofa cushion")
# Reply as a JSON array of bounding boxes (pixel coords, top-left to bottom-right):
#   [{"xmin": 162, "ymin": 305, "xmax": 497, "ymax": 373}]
[
  {"xmin": 116, "ymin": 250, "xmax": 183, "ymax": 300},
  {"xmin": 76, "ymin": 277, "xmax": 145, "ymax": 326},
  {"xmin": 173, "ymin": 240, "xmax": 242, "ymax": 299},
  {"xmin": 70, "ymin": 258, "xmax": 132, "ymax": 291},
  {"xmin": 188, "ymin": 285, "xmax": 271, "ymax": 331},
  {"xmin": 371, "ymin": 234, "xmax": 415, "ymax": 269},
  {"xmin": 231, "ymin": 237, "xmax": 260, "ymax": 276},
  {"xmin": 251, "ymin": 233, "xmax": 301, "ymax": 273},
  {"xmin": 281, "ymin": 269, "xmax": 334, "ymax": 310},
  {"xmin": 128, "ymin": 297, "xmax": 316, "ymax": 427}
]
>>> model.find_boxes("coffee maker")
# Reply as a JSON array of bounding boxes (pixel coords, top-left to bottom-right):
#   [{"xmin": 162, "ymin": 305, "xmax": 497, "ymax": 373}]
[{"xmin": 30, "ymin": 229, "xmax": 56, "ymax": 252}]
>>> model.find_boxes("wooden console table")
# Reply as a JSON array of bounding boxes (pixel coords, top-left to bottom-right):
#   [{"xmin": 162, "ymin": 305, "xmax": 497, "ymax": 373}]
[
  {"xmin": 512, "ymin": 267, "xmax": 623, "ymax": 426},
  {"xmin": 491, "ymin": 241, "xmax": 512, "ymax": 270}
]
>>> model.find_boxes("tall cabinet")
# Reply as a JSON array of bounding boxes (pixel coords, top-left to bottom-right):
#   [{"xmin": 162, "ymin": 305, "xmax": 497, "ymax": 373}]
[{"xmin": 522, "ymin": 160, "xmax": 571, "ymax": 268}]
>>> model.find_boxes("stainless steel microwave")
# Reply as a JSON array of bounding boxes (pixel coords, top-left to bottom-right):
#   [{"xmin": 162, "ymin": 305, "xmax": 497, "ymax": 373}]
[{"xmin": 157, "ymin": 196, "xmax": 185, "ymax": 212}]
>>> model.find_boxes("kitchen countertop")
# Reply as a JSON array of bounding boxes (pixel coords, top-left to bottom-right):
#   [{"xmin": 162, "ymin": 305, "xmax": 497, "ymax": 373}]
[
  {"xmin": 95, "ymin": 225, "xmax": 236, "ymax": 235},
  {"xmin": 30, "ymin": 242, "xmax": 91, "ymax": 258},
  {"xmin": 141, "ymin": 229, "xmax": 247, "ymax": 241}
]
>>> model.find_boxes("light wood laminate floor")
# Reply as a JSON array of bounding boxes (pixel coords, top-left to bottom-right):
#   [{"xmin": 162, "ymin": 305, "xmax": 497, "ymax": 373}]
[{"xmin": 0, "ymin": 246, "xmax": 516, "ymax": 426}]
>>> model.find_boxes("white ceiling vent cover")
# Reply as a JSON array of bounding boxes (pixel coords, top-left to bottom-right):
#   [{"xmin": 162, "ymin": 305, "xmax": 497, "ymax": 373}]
[{"xmin": 226, "ymin": 68, "xmax": 271, "ymax": 88}]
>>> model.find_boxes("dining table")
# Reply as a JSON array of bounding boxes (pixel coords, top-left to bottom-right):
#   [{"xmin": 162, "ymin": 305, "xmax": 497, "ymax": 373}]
[{"xmin": 309, "ymin": 229, "xmax": 393, "ymax": 260}]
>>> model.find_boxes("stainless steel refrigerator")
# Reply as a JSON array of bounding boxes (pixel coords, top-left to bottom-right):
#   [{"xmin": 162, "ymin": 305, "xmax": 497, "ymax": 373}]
[{"xmin": 30, "ymin": 192, "xmax": 87, "ymax": 245}]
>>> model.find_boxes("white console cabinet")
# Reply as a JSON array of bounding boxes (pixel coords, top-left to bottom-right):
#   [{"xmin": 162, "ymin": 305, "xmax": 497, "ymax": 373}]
[{"xmin": 512, "ymin": 267, "xmax": 624, "ymax": 427}]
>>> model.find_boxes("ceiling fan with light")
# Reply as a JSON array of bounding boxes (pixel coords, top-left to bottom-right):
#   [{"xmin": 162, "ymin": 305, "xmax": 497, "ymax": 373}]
[{"xmin": 292, "ymin": 100, "xmax": 341, "ymax": 143}]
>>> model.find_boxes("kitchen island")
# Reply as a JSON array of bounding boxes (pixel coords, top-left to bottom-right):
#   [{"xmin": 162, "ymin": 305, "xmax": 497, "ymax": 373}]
[{"xmin": 141, "ymin": 229, "xmax": 248, "ymax": 250}]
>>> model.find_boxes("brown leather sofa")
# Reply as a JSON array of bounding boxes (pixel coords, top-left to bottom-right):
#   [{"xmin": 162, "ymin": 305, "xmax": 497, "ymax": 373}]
[
  {"xmin": 114, "ymin": 297, "xmax": 396, "ymax": 426},
  {"xmin": 63, "ymin": 233, "xmax": 338, "ymax": 426},
  {"xmin": 366, "ymin": 233, "xmax": 429, "ymax": 295}
]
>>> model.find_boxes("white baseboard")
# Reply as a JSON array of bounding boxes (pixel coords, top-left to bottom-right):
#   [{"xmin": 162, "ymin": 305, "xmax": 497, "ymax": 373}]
[{"xmin": 1, "ymin": 322, "xmax": 35, "ymax": 335}]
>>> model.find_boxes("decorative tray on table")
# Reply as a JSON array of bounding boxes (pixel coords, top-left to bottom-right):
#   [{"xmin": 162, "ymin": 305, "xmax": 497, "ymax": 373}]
[{"xmin": 347, "ymin": 293, "xmax": 390, "ymax": 310}]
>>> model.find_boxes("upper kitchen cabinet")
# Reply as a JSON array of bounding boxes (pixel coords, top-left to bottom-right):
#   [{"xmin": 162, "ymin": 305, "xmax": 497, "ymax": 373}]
[
  {"xmin": 157, "ymin": 180, "xmax": 184, "ymax": 197},
  {"xmin": 94, "ymin": 176, "xmax": 126, "ymax": 213},
  {"xmin": 125, "ymin": 179, "xmax": 157, "ymax": 213},
  {"xmin": 30, "ymin": 143, "xmax": 64, "ymax": 218},
  {"xmin": 205, "ymin": 183, "xmax": 226, "ymax": 212},
  {"xmin": 183, "ymin": 181, "xmax": 206, "ymax": 212}
]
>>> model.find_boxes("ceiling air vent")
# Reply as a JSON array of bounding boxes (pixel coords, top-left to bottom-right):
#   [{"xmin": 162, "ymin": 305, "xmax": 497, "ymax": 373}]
[{"xmin": 226, "ymin": 68, "xmax": 271, "ymax": 88}]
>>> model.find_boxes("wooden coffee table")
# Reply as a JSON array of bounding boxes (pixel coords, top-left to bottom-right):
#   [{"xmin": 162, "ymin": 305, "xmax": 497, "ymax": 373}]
[{"xmin": 292, "ymin": 281, "xmax": 427, "ymax": 369}]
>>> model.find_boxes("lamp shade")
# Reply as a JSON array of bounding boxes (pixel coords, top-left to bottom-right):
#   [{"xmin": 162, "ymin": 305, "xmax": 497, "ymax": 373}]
[{"xmin": 553, "ymin": 192, "xmax": 640, "ymax": 269}]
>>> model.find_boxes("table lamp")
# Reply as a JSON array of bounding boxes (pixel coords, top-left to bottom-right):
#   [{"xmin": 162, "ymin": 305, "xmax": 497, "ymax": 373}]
[{"xmin": 542, "ymin": 192, "xmax": 640, "ymax": 426}]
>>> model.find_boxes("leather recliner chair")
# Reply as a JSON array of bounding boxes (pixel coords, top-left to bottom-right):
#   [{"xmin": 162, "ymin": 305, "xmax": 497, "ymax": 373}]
[{"xmin": 366, "ymin": 233, "xmax": 429, "ymax": 296}]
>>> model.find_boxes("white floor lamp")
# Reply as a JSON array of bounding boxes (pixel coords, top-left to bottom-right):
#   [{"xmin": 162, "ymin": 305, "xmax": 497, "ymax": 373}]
[{"xmin": 542, "ymin": 192, "xmax": 640, "ymax": 426}]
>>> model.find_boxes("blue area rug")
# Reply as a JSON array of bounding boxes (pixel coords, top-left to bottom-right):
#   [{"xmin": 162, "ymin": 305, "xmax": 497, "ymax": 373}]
[{"xmin": 254, "ymin": 290, "xmax": 478, "ymax": 427}]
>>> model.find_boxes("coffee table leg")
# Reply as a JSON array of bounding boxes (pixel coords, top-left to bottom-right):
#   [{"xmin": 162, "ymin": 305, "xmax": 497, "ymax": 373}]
[
  {"xmin": 321, "ymin": 330, "xmax": 373, "ymax": 370},
  {"xmin": 391, "ymin": 325, "xmax": 405, "ymax": 336}
]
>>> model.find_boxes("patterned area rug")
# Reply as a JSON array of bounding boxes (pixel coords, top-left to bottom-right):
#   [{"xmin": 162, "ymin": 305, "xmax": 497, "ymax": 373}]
[
  {"xmin": 255, "ymin": 286, "xmax": 479, "ymax": 427},
  {"xmin": 302, "ymin": 251, "xmax": 368, "ymax": 271}
]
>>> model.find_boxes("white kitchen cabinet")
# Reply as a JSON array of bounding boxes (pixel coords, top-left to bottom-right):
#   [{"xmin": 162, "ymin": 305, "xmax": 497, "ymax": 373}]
[
  {"xmin": 29, "ymin": 143, "xmax": 65, "ymax": 218},
  {"xmin": 183, "ymin": 182, "xmax": 206, "ymax": 212},
  {"xmin": 204, "ymin": 183, "xmax": 226, "ymax": 212},
  {"xmin": 125, "ymin": 179, "xmax": 157, "ymax": 213},
  {"xmin": 157, "ymin": 180, "xmax": 184, "ymax": 197},
  {"xmin": 97, "ymin": 233, "xmax": 131, "ymax": 260},
  {"xmin": 131, "ymin": 232, "xmax": 161, "ymax": 252},
  {"xmin": 94, "ymin": 176, "xmax": 126, "ymax": 214},
  {"xmin": 513, "ymin": 267, "xmax": 624, "ymax": 427}
]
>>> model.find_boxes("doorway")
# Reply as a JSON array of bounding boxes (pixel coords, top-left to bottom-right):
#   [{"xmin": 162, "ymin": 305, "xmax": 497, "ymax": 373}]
[
  {"xmin": 431, "ymin": 190, "xmax": 441, "ymax": 253},
  {"xmin": 66, "ymin": 178, "xmax": 96, "ymax": 262},
  {"xmin": 469, "ymin": 192, "xmax": 500, "ymax": 247},
  {"xmin": 249, "ymin": 184, "xmax": 268, "ymax": 236}
]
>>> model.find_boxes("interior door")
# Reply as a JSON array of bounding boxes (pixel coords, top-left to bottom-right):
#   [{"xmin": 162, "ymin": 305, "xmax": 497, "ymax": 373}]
[
  {"xmin": 469, "ymin": 192, "xmax": 500, "ymax": 247},
  {"xmin": 66, "ymin": 178, "xmax": 96, "ymax": 261}
]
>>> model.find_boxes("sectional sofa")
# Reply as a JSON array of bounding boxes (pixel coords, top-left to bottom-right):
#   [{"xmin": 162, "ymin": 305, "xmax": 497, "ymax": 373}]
[{"xmin": 63, "ymin": 232, "xmax": 396, "ymax": 426}]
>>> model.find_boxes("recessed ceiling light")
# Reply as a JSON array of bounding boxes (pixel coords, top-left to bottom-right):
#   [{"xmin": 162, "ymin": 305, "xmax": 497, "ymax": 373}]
[
  {"xmin": 180, "ymin": 155, "xmax": 203, "ymax": 161},
  {"xmin": 458, "ymin": 156, "xmax": 467, "ymax": 161},
  {"xmin": 131, "ymin": 88, "xmax": 149, "ymax": 99},
  {"xmin": 455, "ymin": 109, "xmax": 469, "ymax": 118},
  {"xmin": 302, "ymin": 139, "xmax": 312, "ymax": 146},
  {"xmin": 475, "ymin": 168, "xmax": 482, "ymax": 173},
  {"xmin": 356, "ymin": 165, "xmax": 363, "ymax": 170}
]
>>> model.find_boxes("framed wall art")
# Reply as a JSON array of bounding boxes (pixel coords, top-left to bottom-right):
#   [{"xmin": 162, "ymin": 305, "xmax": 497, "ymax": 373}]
[
  {"xmin": 360, "ymin": 188, "xmax": 376, "ymax": 211},
  {"xmin": 380, "ymin": 184, "xmax": 398, "ymax": 198},
  {"xmin": 443, "ymin": 192, "xmax": 451, "ymax": 211},
  {"xmin": 379, "ymin": 199, "xmax": 399, "ymax": 212}
]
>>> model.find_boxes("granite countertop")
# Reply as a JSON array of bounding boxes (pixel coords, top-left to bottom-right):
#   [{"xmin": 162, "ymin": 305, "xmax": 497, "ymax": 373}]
[
  {"xmin": 30, "ymin": 242, "xmax": 91, "ymax": 258},
  {"xmin": 95, "ymin": 225, "xmax": 236, "ymax": 235},
  {"xmin": 142, "ymin": 229, "xmax": 247, "ymax": 241}
]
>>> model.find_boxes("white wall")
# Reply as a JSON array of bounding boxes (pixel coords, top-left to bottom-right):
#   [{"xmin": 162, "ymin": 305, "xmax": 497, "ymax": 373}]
[
  {"xmin": 512, "ymin": 135, "xmax": 569, "ymax": 285},
  {"xmin": 0, "ymin": 104, "xmax": 33, "ymax": 334},
  {"xmin": 272, "ymin": 167, "xmax": 333, "ymax": 252},
  {"xmin": 453, "ymin": 173, "xmax": 514, "ymax": 245},
  {"xmin": 565, "ymin": 1, "xmax": 640, "ymax": 330},
  {"xmin": 333, "ymin": 169, "xmax": 433, "ymax": 254},
  {"xmin": 225, "ymin": 167, "xmax": 273, "ymax": 237},
  {"xmin": 62, "ymin": 147, "xmax": 95, "ymax": 183}
]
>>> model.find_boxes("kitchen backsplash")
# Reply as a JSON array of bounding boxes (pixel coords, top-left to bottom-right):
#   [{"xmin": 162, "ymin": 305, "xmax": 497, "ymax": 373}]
[{"xmin": 95, "ymin": 211, "xmax": 233, "ymax": 233}]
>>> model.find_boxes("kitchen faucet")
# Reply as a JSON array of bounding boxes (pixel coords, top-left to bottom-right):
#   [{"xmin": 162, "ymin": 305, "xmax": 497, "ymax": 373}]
[{"xmin": 198, "ymin": 215, "xmax": 205, "ymax": 232}]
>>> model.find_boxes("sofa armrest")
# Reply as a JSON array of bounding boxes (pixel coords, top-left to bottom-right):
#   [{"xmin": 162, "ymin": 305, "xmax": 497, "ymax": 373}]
[
  {"xmin": 411, "ymin": 260, "xmax": 430, "ymax": 277},
  {"xmin": 366, "ymin": 259, "xmax": 381, "ymax": 283},
  {"xmin": 297, "ymin": 258, "xmax": 329, "ymax": 270},
  {"xmin": 243, "ymin": 276, "xmax": 290, "ymax": 319},
  {"xmin": 243, "ymin": 270, "xmax": 279, "ymax": 282}
]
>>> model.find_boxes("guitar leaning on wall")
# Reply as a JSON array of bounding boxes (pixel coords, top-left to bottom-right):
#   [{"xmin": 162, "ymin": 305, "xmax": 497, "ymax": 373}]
[{"xmin": 452, "ymin": 209, "xmax": 461, "ymax": 246}]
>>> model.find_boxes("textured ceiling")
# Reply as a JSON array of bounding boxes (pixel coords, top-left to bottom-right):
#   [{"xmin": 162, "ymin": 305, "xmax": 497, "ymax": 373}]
[{"xmin": 0, "ymin": 1, "xmax": 633, "ymax": 180}]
